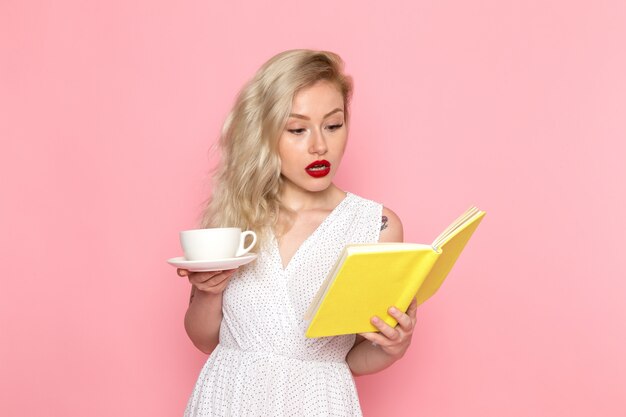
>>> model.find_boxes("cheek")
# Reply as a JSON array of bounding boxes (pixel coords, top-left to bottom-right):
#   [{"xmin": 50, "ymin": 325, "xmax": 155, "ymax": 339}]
[
  {"xmin": 277, "ymin": 141, "xmax": 301, "ymax": 172},
  {"xmin": 334, "ymin": 134, "xmax": 349, "ymax": 156},
  {"xmin": 277, "ymin": 137, "xmax": 291, "ymax": 163}
]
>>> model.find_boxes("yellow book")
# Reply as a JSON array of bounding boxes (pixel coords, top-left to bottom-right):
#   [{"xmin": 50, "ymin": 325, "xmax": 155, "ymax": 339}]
[{"xmin": 304, "ymin": 206, "xmax": 486, "ymax": 338}]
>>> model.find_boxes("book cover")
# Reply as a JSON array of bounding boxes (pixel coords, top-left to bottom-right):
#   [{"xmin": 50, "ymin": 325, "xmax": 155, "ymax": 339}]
[{"xmin": 304, "ymin": 207, "xmax": 485, "ymax": 338}]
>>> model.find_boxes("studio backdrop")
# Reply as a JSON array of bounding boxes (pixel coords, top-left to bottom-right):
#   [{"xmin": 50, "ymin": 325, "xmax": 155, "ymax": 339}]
[{"xmin": 1, "ymin": 1, "xmax": 625, "ymax": 416}]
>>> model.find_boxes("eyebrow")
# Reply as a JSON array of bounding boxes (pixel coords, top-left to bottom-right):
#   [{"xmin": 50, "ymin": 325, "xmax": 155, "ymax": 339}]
[{"xmin": 288, "ymin": 108, "xmax": 344, "ymax": 120}]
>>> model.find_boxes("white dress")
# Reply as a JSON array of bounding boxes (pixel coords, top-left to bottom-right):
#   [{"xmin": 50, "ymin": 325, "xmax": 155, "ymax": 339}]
[{"xmin": 184, "ymin": 192, "xmax": 383, "ymax": 417}]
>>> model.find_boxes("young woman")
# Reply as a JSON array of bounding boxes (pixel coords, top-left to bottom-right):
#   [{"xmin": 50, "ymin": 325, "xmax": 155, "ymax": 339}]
[{"xmin": 178, "ymin": 49, "xmax": 418, "ymax": 416}]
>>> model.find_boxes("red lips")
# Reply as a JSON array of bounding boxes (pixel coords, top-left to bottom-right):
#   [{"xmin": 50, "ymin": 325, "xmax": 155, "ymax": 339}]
[{"xmin": 305, "ymin": 160, "xmax": 331, "ymax": 178}]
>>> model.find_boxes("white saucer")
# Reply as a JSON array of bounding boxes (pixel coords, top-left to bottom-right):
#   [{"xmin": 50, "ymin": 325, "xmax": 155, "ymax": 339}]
[{"xmin": 167, "ymin": 253, "xmax": 258, "ymax": 272}]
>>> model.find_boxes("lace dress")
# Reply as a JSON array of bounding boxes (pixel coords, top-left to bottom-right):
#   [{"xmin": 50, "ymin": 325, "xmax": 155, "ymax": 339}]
[{"xmin": 184, "ymin": 192, "xmax": 383, "ymax": 416}]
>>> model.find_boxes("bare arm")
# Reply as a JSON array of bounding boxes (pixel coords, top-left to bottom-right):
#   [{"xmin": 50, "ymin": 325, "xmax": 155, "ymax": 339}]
[
  {"xmin": 346, "ymin": 206, "xmax": 418, "ymax": 376},
  {"xmin": 179, "ymin": 269, "xmax": 237, "ymax": 354}
]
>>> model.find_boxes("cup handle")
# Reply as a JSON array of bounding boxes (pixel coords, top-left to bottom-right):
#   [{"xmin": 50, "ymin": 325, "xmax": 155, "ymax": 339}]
[{"xmin": 236, "ymin": 230, "xmax": 257, "ymax": 257}]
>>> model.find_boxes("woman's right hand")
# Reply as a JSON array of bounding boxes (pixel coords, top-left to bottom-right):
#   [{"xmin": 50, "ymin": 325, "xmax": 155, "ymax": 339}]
[
  {"xmin": 177, "ymin": 268, "xmax": 237, "ymax": 295},
  {"xmin": 180, "ymin": 269, "xmax": 236, "ymax": 353}
]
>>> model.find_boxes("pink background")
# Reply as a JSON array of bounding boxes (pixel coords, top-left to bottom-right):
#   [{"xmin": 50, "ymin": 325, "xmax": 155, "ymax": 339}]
[{"xmin": 2, "ymin": 1, "xmax": 625, "ymax": 416}]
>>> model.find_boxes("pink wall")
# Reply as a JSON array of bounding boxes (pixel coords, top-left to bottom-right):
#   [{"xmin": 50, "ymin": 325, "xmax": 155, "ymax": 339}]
[{"xmin": 2, "ymin": 1, "xmax": 625, "ymax": 416}]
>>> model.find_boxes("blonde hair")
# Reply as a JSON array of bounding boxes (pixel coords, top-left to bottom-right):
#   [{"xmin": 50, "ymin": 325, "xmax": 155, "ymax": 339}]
[{"xmin": 201, "ymin": 49, "xmax": 353, "ymax": 249}]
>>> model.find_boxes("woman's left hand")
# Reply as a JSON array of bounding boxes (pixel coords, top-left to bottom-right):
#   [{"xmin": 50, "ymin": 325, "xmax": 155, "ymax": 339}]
[{"xmin": 359, "ymin": 297, "xmax": 418, "ymax": 360}]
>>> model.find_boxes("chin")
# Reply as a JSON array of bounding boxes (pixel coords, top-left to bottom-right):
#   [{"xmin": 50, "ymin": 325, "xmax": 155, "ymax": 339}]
[
  {"xmin": 281, "ymin": 170, "xmax": 337, "ymax": 193},
  {"xmin": 299, "ymin": 177, "xmax": 334, "ymax": 193},
  {"xmin": 308, "ymin": 184, "xmax": 333, "ymax": 193}
]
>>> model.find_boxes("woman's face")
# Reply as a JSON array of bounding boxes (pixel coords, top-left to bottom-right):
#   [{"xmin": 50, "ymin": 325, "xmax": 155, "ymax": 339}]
[{"xmin": 278, "ymin": 80, "xmax": 348, "ymax": 194}]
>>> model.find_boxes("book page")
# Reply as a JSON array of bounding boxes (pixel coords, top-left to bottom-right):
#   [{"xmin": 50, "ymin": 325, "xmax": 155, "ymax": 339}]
[{"xmin": 432, "ymin": 207, "xmax": 481, "ymax": 250}]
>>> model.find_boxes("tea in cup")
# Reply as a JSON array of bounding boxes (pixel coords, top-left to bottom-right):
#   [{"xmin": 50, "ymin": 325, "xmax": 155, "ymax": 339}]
[{"xmin": 180, "ymin": 228, "xmax": 257, "ymax": 261}]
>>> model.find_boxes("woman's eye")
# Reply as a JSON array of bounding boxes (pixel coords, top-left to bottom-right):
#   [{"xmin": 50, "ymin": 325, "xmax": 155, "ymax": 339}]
[
  {"xmin": 327, "ymin": 123, "xmax": 344, "ymax": 131},
  {"xmin": 288, "ymin": 128, "xmax": 306, "ymax": 135}
]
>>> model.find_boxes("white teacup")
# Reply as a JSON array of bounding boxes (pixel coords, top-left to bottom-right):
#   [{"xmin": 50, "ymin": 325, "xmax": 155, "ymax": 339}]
[{"xmin": 180, "ymin": 228, "xmax": 257, "ymax": 261}]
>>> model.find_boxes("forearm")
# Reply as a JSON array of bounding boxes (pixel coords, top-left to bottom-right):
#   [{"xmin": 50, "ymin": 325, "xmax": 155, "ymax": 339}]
[
  {"xmin": 346, "ymin": 338, "xmax": 402, "ymax": 376},
  {"xmin": 184, "ymin": 288, "xmax": 224, "ymax": 354}
]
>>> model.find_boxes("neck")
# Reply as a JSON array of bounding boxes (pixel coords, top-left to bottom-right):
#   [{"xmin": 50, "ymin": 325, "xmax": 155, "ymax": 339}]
[{"xmin": 279, "ymin": 182, "xmax": 345, "ymax": 212}]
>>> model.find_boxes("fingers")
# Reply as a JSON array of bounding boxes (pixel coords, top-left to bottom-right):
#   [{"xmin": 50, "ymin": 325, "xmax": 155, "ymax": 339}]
[
  {"xmin": 359, "ymin": 331, "xmax": 388, "ymax": 346},
  {"xmin": 177, "ymin": 269, "xmax": 228, "ymax": 282},
  {"xmin": 370, "ymin": 316, "xmax": 401, "ymax": 341},
  {"xmin": 360, "ymin": 302, "xmax": 417, "ymax": 360},
  {"xmin": 199, "ymin": 274, "xmax": 231, "ymax": 293},
  {"xmin": 406, "ymin": 297, "xmax": 418, "ymax": 319},
  {"xmin": 188, "ymin": 269, "xmax": 237, "ymax": 293},
  {"xmin": 189, "ymin": 270, "xmax": 225, "ymax": 285},
  {"xmin": 364, "ymin": 302, "xmax": 417, "ymax": 342},
  {"xmin": 388, "ymin": 306, "xmax": 413, "ymax": 332}
]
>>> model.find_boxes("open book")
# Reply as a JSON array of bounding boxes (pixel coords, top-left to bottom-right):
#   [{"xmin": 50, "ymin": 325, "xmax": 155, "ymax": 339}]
[{"xmin": 304, "ymin": 206, "xmax": 486, "ymax": 338}]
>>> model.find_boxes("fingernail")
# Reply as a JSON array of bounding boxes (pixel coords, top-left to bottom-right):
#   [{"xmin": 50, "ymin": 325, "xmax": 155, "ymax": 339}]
[
  {"xmin": 389, "ymin": 307, "xmax": 398, "ymax": 314},
  {"xmin": 372, "ymin": 316, "xmax": 380, "ymax": 323}
]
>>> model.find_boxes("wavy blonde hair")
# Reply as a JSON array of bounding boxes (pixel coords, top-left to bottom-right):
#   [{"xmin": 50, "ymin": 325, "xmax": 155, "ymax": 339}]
[{"xmin": 201, "ymin": 49, "xmax": 353, "ymax": 249}]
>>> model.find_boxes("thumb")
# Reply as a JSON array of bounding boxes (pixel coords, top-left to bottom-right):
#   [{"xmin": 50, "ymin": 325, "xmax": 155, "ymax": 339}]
[{"xmin": 407, "ymin": 297, "xmax": 418, "ymax": 317}]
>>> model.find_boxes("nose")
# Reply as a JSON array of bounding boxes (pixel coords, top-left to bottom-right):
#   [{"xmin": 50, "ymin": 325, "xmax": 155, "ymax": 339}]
[{"xmin": 308, "ymin": 128, "xmax": 328, "ymax": 156}]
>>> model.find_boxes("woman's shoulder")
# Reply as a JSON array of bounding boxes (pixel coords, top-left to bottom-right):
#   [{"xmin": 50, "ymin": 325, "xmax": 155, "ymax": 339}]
[
  {"xmin": 380, "ymin": 206, "xmax": 403, "ymax": 243},
  {"xmin": 345, "ymin": 191, "xmax": 381, "ymax": 208},
  {"xmin": 345, "ymin": 192, "xmax": 403, "ymax": 243}
]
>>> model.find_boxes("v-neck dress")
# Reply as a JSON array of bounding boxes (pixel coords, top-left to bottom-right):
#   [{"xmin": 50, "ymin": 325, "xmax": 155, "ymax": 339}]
[{"xmin": 184, "ymin": 192, "xmax": 383, "ymax": 417}]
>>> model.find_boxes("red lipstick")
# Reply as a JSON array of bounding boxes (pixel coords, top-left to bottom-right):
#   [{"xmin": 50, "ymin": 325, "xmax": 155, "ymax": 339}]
[{"xmin": 305, "ymin": 160, "xmax": 331, "ymax": 178}]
